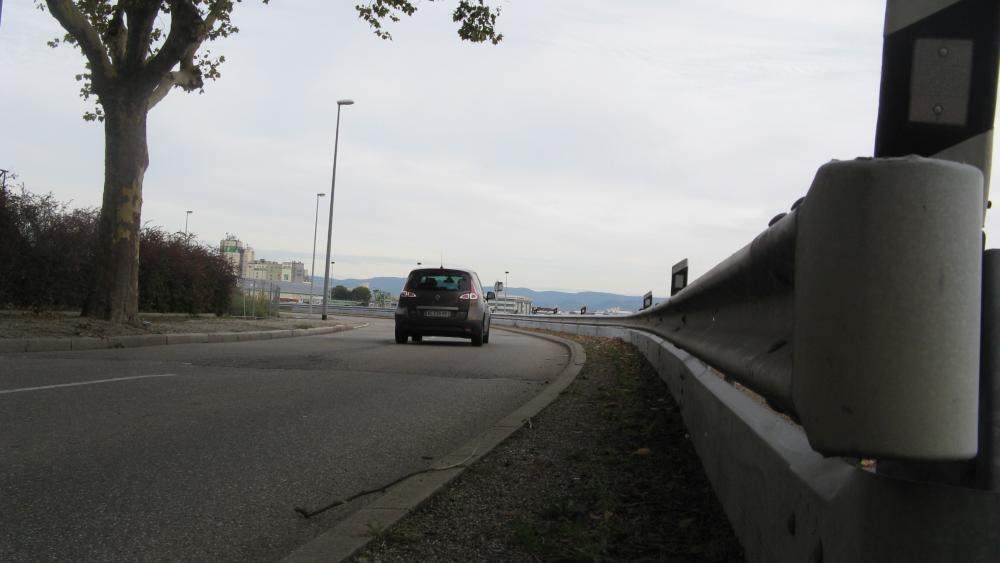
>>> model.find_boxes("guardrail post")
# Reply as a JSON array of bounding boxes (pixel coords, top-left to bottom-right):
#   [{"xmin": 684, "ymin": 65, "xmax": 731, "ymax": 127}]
[
  {"xmin": 978, "ymin": 249, "xmax": 1000, "ymax": 489},
  {"xmin": 874, "ymin": 0, "xmax": 999, "ymax": 208},
  {"xmin": 794, "ymin": 157, "xmax": 984, "ymax": 460}
]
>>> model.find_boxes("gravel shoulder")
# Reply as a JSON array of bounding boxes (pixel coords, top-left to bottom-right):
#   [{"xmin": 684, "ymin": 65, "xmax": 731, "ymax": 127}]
[{"xmin": 354, "ymin": 333, "xmax": 744, "ymax": 562}]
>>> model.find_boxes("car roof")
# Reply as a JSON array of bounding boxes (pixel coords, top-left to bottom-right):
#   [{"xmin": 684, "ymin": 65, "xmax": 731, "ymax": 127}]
[{"xmin": 409, "ymin": 267, "xmax": 478, "ymax": 276}]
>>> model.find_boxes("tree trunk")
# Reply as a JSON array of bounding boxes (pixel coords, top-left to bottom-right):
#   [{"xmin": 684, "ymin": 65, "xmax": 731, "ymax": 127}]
[{"xmin": 82, "ymin": 94, "xmax": 149, "ymax": 323}]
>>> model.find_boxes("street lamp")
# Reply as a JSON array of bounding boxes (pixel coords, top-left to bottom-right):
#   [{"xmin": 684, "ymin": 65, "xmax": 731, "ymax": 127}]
[
  {"xmin": 321, "ymin": 99, "xmax": 354, "ymax": 321},
  {"xmin": 309, "ymin": 192, "xmax": 326, "ymax": 316},
  {"xmin": 184, "ymin": 210, "xmax": 193, "ymax": 236},
  {"xmin": 505, "ymin": 270, "xmax": 510, "ymax": 313}
]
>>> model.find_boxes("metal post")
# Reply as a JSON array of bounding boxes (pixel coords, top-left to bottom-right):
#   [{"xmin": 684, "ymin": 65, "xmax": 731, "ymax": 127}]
[
  {"xmin": 505, "ymin": 270, "xmax": 509, "ymax": 313},
  {"xmin": 251, "ymin": 279, "xmax": 257, "ymax": 319},
  {"xmin": 309, "ymin": 193, "xmax": 325, "ymax": 316},
  {"xmin": 870, "ymin": 0, "xmax": 1000, "ymax": 485},
  {"xmin": 321, "ymin": 100, "xmax": 354, "ymax": 321},
  {"xmin": 978, "ymin": 250, "xmax": 1000, "ymax": 489},
  {"xmin": 874, "ymin": 0, "xmax": 999, "ymax": 210},
  {"xmin": 184, "ymin": 210, "xmax": 192, "ymax": 236}
]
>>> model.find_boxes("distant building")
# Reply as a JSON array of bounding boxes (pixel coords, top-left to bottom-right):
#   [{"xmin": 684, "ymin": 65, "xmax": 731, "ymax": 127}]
[
  {"xmin": 248, "ymin": 260, "xmax": 281, "ymax": 281},
  {"xmin": 219, "ymin": 236, "xmax": 308, "ymax": 284},
  {"xmin": 280, "ymin": 261, "xmax": 306, "ymax": 283},
  {"xmin": 220, "ymin": 235, "xmax": 255, "ymax": 278}
]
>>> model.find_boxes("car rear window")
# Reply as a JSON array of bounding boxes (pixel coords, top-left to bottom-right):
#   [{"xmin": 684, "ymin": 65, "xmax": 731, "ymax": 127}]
[{"xmin": 411, "ymin": 272, "xmax": 470, "ymax": 292}]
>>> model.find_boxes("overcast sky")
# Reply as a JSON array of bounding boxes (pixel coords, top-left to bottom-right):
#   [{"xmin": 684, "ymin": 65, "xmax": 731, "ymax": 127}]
[{"xmin": 2, "ymin": 1, "xmax": 997, "ymax": 295}]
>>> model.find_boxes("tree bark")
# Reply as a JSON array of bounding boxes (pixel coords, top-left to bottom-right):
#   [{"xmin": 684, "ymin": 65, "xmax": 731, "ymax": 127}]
[{"xmin": 82, "ymin": 92, "xmax": 149, "ymax": 323}]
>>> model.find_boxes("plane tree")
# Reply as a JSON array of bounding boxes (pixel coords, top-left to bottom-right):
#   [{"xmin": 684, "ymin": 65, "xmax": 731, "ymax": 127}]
[{"xmin": 39, "ymin": 0, "xmax": 502, "ymax": 323}]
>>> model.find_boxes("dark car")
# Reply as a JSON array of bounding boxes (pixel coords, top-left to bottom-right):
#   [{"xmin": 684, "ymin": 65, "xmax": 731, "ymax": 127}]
[{"xmin": 394, "ymin": 267, "xmax": 495, "ymax": 346}]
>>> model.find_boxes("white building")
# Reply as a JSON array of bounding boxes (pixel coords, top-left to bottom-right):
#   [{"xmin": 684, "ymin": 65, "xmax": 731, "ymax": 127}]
[
  {"xmin": 280, "ymin": 261, "xmax": 306, "ymax": 283},
  {"xmin": 248, "ymin": 260, "xmax": 282, "ymax": 281},
  {"xmin": 220, "ymin": 235, "xmax": 255, "ymax": 278}
]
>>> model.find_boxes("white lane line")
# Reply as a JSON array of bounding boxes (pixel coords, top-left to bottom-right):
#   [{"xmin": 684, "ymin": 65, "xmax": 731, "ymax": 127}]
[
  {"xmin": 353, "ymin": 323, "xmax": 370, "ymax": 329},
  {"xmin": 0, "ymin": 373, "xmax": 178, "ymax": 395}
]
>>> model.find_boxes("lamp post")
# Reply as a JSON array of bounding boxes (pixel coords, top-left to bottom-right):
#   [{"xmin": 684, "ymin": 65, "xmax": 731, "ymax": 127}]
[
  {"xmin": 321, "ymin": 99, "xmax": 354, "ymax": 321},
  {"xmin": 505, "ymin": 270, "xmax": 510, "ymax": 313},
  {"xmin": 184, "ymin": 210, "xmax": 193, "ymax": 236},
  {"xmin": 309, "ymin": 192, "xmax": 326, "ymax": 315}
]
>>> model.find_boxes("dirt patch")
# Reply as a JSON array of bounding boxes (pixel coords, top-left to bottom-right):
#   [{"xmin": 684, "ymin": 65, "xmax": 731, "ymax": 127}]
[{"xmin": 0, "ymin": 311, "xmax": 333, "ymax": 339}]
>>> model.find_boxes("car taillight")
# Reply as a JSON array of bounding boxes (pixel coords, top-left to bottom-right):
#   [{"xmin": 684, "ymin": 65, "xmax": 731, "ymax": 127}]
[
  {"xmin": 459, "ymin": 292, "xmax": 478, "ymax": 300},
  {"xmin": 400, "ymin": 290, "xmax": 416, "ymax": 298}
]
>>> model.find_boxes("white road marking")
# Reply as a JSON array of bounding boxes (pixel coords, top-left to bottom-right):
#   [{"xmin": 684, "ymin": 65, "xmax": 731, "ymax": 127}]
[{"xmin": 0, "ymin": 373, "xmax": 178, "ymax": 395}]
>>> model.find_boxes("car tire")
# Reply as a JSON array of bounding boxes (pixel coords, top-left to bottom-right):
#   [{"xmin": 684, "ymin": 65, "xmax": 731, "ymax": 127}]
[
  {"xmin": 395, "ymin": 329, "xmax": 407, "ymax": 344},
  {"xmin": 471, "ymin": 331, "xmax": 483, "ymax": 347},
  {"xmin": 412, "ymin": 334, "xmax": 423, "ymax": 343},
  {"xmin": 482, "ymin": 324, "xmax": 490, "ymax": 344}
]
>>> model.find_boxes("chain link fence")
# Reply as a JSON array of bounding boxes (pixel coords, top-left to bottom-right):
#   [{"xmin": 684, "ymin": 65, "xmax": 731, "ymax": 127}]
[{"xmin": 231, "ymin": 279, "xmax": 281, "ymax": 319}]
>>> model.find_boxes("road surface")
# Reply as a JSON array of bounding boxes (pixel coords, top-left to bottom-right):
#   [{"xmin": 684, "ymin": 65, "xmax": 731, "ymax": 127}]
[{"xmin": 0, "ymin": 318, "xmax": 568, "ymax": 561}]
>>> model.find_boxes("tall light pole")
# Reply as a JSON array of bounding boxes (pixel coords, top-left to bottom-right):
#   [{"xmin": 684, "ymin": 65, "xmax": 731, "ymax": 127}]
[
  {"xmin": 184, "ymin": 210, "xmax": 193, "ymax": 236},
  {"xmin": 505, "ymin": 270, "xmax": 510, "ymax": 313},
  {"xmin": 321, "ymin": 99, "xmax": 354, "ymax": 320},
  {"xmin": 309, "ymin": 192, "xmax": 326, "ymax": 315}
]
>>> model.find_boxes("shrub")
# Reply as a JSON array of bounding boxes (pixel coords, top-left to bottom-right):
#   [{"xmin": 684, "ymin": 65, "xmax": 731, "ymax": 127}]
[
  {"xmin": 138, "ymin": 227, "xmax": 237, "ymax": 316},
  {"xmin": 0, "ymin": 177, "xmax": 236, "ymax": 315},
  {"xmin": 0, "ymin": 181, "xmax": 98, "ymax": 310}
]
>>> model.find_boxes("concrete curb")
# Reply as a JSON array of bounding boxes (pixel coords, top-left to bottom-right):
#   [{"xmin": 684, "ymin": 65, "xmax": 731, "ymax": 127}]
[
  {"xmin": 0, "ymin": 324, "xmax": 353, "ymax": 355},
  {"xmin": 281, "ymin": 327, "xmax": 587, "ymax": 563}
]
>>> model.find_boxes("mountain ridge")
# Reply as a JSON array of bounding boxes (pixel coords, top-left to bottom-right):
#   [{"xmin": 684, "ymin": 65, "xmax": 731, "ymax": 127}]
[{"xmin": 316, "ymin": 276, "xmax": 666, "ymax": 312}]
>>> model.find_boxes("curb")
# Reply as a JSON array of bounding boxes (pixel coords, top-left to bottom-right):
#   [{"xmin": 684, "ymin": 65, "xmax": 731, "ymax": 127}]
[
  {"xmin": 0, "ymin": 325, "xmax": 354, "ymax": 355},
  {"xmin": 281, "ymin": 327, "xmax": 587, "ymax": 563}
]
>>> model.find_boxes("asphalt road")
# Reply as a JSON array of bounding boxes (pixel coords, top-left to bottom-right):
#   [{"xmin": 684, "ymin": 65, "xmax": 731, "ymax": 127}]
[{"xmin": 0, "ymin": 318, "xmax": 569, "ymax": 561}]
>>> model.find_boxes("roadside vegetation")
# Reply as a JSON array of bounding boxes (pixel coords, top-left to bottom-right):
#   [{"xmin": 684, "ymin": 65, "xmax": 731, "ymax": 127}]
[{"xmin": 0, "ymin": 177, "xmax": 235, "ymax": 316}]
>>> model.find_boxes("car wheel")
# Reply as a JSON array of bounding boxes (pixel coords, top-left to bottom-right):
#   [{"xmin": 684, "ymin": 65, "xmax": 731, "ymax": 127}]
[
  {"xmin": 471, "ymin": 331, "xmax": 483, "ymax": 347},
  {"xmin": 412, "ymin": 334, "xmax": 423, "ymax": 343},
  {"xmin": 482, "ymin": 324, "xmax": 490, "ymax": 344},
  {"xmin": 395, "ymin": 328, "xmax": 407, "ymax": 344}
]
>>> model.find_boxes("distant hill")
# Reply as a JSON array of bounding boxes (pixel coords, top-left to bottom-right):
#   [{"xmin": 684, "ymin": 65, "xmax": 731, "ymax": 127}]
[{"xmin": 311, "ymin": 276, "xmax": 664, "ymax": 313}]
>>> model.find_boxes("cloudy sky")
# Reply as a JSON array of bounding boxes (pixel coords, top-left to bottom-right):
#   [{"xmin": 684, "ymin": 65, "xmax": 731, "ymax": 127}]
[{"xmin": 2, "ymin": 1, "xmax": 997, "ymax": 295}]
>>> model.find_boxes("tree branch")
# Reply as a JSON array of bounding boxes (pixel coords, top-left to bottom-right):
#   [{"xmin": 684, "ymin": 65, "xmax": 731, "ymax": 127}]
[
  {"xmin": 106, "ymin": 4, "xmax": 127, "ymax": 68},
  {"xmin": 142, "ymin": 0, "xmax": 201, "ymax": 84},
  {"xmin": 146, "ymin": 73, "xmax": 176, "ymax": 111},
  {"xmin": 123, "ymin": 1, "xmax": 164, "ymax": 71},
  {"xmin": 141, "ymin": 0, "xmax": 218, "ymax": 98},
  {"xmin": 45, "ymin": 0, "xmax": 115, "ymax": 91},
  {"xmin": 146, "ymin": 48, "xmax": 203, "ymax": 111},
  {"xmin": 144, "ymin": 3, "xmax": 222, "ymax": 109}
]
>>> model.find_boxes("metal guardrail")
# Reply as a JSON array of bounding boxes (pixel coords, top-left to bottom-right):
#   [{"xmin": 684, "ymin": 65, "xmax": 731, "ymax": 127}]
[
  {"xmin": 491, "ymin": 316, "xmax": 1000, "ymax": 563},
  {"xmin": 279, "ymin": 303, "xmax": 395, "ymax": 318},
  {"xmin": 500, "ymin": 157, "xmax": 988, "ymax": 463}
]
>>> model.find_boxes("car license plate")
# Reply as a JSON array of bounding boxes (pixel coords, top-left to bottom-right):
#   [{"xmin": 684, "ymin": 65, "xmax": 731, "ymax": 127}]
[{"xmin": 424, "ymin": 310, "xmax": 451, "ymax": 318}]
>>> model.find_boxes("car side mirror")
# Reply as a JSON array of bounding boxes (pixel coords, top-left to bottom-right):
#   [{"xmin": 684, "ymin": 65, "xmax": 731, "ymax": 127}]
[{"xmin": 486, "ymin": 291, "xmax": 496, "ymax": 301}]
